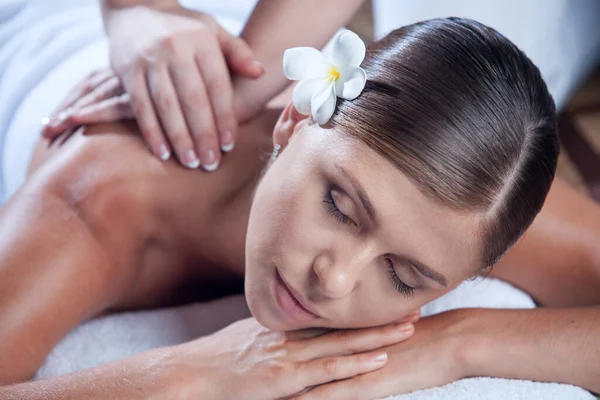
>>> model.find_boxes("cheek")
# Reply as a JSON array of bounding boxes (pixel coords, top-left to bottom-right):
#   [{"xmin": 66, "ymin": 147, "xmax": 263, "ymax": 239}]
[{"xmin": 246, "ymin": 162, "xmax": 313, "ymax": 272}]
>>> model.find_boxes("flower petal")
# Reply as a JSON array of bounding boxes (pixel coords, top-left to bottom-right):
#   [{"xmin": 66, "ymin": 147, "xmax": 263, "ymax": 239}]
[
  {"xmin": 283, "ymin": 47, "xmax": 329, "ymax": 80},
  {"xmin": 328, "ymin": 30, "xmax": 366, "ymax": 68},
  {"xmin": 293, "ymin": 79, "xmax": 329, "ymax": 115},
  {"xmin": 336, "ymin": 66, "xmax": 367, "ymax": 100},
  {"xmin": 311, "ymin": 83, "xmax": 337, "ymax": 125}
]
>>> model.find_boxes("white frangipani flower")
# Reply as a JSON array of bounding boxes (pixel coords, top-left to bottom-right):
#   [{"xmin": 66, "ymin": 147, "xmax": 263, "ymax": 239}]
[{"xmin": 283, "ymin": 30, "xmax": 367, "ymax": 125}]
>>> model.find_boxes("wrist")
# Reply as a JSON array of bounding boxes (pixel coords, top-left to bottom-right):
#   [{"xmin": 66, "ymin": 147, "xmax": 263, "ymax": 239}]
[
  {"xmin": 152, "ymin": 342, "xmax": 223, "ymax": 400},
  {"xmin": 452, "ymin": 308, "xmax": 523, "ymax": 379}
]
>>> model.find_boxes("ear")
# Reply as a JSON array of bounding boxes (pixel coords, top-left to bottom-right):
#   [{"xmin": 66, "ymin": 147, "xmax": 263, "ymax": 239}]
[{"xmin": 273, "ymin": 102, "xmax": 309, "ymax": 149}]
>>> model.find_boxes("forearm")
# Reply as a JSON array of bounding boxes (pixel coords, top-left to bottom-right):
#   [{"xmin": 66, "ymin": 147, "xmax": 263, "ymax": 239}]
[
  {"xmin": 100, "ymin": 0, "xmax": 177, "ymax": 11},
  {"xmin": 465, "ymin": 307, "xmax": 600, "ymax": 393},
  {"xmin": 233, "ymin": 0, "xmax": 366, "ymax": 121},
  {"xmin": 0, "ymin": 347, "xmax": 178, "ymax": 399}
]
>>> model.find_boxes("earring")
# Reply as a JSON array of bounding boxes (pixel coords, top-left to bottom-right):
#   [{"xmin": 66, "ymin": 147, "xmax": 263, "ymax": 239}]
[{"xmin": 271, "ymin": 143, "xmax": 281, "ymax": 160}]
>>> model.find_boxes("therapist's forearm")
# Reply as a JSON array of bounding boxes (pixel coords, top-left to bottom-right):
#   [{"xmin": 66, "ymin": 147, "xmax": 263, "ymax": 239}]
[
  {"xmin": 465, "ymin": 307, "xmax": 600, "ymax": 394},
  {"xmin": 100, "ymin": 0, "xmax": 177, "ymax": 10},
  {"xmin": 233, "ymin": 0, "xmax": 366, "ymax": 121}
]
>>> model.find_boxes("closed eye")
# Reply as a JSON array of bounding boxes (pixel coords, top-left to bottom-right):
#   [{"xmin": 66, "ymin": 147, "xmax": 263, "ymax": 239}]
[
  {"xmin": 386, "ymin": 258, "xmax": 415, "ymax": 297},
  {"xmin": 323, "ymin": 187, "xmax": 357, "ymax": 227}
]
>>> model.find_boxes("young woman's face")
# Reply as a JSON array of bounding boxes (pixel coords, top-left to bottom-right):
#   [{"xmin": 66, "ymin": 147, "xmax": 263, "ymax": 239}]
[{"xmin": 245, "ymin": 123, "xmax": 484, "ymax": 331}]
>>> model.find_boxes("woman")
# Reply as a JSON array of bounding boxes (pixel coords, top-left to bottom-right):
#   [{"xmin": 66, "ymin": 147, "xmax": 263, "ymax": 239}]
[{"xmin": 1, "ymin": 18, "xmax": 599, "ymax": 399}]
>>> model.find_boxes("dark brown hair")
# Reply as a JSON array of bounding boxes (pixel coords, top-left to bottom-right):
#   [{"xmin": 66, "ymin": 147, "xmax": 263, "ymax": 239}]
[{"xmin": 331, "ymin": 18, "xmax": 558, "ymax": 268}]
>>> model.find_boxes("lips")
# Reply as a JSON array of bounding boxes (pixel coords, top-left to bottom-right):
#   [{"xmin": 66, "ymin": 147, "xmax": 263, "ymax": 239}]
[{"xmin": 274, "ymin": 270, "xmax": 320, "ymax": 323}]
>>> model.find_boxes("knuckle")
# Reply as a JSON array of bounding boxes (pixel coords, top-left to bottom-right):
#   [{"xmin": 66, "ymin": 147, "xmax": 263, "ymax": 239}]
[
  {"xmin": 336, "ymin": 330, "xmax": 355, "ymax": 351},
  {"xmin": 182, "ymin": 88, "xmax": 206, "ymax": 109},
  {"xmin": 159, "ymin": 35, "xmax": 178, "ymax": 54},
  {"xmin": 264, "ymin": 359, "xmax": 289, "ymax": 380},
  {"xmin": 129, "ymin": 95, "xmax": 145, "ymax": 115},
  {"xmin": 168, "ymin": 132, "xmax": 192, "ymax": 150},
  {"xmin": 205, "ymin": 77, "xmax": 230, "ymax": 96},
  {"xmin": 322, "ymin": 358, "xmax": 339, "ymax": 377},
  {"xmin": 140, "ymin": 126, "xmax": 161, "ymax": 142},
  {"xmin": 155, "ymin": 93, "xmax": 174, "ymax": 112}
]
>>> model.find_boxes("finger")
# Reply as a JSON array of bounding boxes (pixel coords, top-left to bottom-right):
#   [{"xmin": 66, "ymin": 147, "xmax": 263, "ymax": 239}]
[
  {"xmin": 42, "ymin": 93, "xmax": 134, "ymax": 136},
  {"xmin": 43, "ymin": 77, "xmax": 125, "ymax": 139},
  {"xmin": 127, "ymin": 68, "xmax": 172, "ymax": 162},
  {"xmin": 171, "ymin": 59, "xmax": 221, "ymax": 170},
  {"xmin": 194, "ymin": 41, "xmax": 236, "ymax": 154},
  {"xmin": 297, "ymin": 350, "xmax": 387, "ymax": 390},
  {"xmin": 72, "ymin": 93, "xmax": 134, "ymax": 123},
  {"xmin": 52, "ymin": 69, "xmax": 114, "ymax": 117},
  {"xmin": 404, "ymin": 309, "xmax": 421, "ymax": 323},
  {"xmin": 148, "ymin": 66, "xmax": 198, "ymax": 167},
  {"xmin": 42, "ymin": 69, "xmax": 115, "ymax": 138},
  {"xmin": 291, "ymin": 374, "xmax": 371, "ymax": 400},
  {"xmin": 291, "ymin": 322, "xmax": 414, "ymax": 361},
  {"xmin": 219, "ymin": 30, "xmax": 264, "ymax": 78},
  {"xmin": 70, "ymin": 76, "xmax": 124, "ymax": 112}
]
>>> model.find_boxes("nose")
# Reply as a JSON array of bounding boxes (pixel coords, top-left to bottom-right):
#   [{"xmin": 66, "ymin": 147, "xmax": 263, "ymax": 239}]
[{"xmin": 312, "ymin": 247, "xmax": 371, "ymax": 299}]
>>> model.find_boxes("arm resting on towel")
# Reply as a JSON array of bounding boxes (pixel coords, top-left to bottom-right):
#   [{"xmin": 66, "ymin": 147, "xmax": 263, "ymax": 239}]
[
  {"xmin": 463, "ymin": 306, "xmax": 600, "ymax": 394},
  {"xmin": 474, "ymin": 178, "xmax": 600, "ymax": 392}
]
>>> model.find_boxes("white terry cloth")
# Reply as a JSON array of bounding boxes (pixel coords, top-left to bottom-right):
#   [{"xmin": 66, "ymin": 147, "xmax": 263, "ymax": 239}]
[
  {"xmin": 35, "ymin": 278, "xmax": 594, "ymax": 400},
  {"xmin": 373, "ymin": 0, "xmax": 600, "ymax": 111}
]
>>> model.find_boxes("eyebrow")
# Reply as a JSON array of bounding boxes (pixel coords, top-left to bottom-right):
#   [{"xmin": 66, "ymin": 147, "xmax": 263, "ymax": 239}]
[
  {"xmin": 408, "ymin": 258, "xmax": 448, "ymax": 288},
  {"xmin": 336, "ymin": 166, "xmax": 376, "ymax": 224},
  {"xmin": 336, "ymin": 166, "xmax": 448, "ymax": 288}
]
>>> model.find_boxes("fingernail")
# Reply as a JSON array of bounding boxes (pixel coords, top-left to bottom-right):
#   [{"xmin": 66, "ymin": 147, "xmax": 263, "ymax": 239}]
[
  {"xmin": 158, "ymin": 144, "xmax": 171, "ymax": 161},
  {"xmin": 202, "ymin": 149, "xmax": 219, "ymax": 172},
  {"xmin": 371, "ymin": 352, "xmax": 388, "ymax": 363},
  {"xmin": 220, "ymin": 131, "xmax": 235, "ymax": 152},
  {"xmin": 396, "ymin": 322, "xmax": 414, "ymax": 334},
  {"xmin": 185, "ymin": 150, "xmax": 200, "ymax": 169},
  {"xmin": 41, "ymin": 116, "xmax": 50, "ymax": 126}
]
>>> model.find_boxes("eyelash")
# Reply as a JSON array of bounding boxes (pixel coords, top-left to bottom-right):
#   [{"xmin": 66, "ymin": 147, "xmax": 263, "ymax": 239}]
[
  {"xmin": 386, "ymin": 258, "xmax": 415, "ymax": 297},
  {"xmin": 323, "ymin": 188, "xmax": 355, "ymax": 226},
  {"xmin": 323, "ymin": 188, "xmax": 415, "ymax": 297}
]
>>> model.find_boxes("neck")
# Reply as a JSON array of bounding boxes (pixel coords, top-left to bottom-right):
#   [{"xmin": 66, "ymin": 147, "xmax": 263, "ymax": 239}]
[{"xmin": 186, "ymin": 108, "xmax": 281, "ymax": 277}]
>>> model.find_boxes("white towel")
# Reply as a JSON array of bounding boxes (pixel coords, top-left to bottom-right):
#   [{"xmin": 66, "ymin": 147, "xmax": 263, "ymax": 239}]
[{"xmin": 35, "ymin": 278, "xmax": 593, "ymax": 399}]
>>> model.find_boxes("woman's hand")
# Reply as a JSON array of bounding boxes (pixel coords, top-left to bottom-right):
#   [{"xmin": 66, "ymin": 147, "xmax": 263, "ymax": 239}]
[
  {"xmin": 291, "ymin": 309, "xmax": 475, "ymax": 400},
  {"xmin": 44, "ymin": 4, "xmax": 264, "ymax": 170},
  {"xmin": 157, "ymin": 316, "xmax": 417, "ymax": 400}
]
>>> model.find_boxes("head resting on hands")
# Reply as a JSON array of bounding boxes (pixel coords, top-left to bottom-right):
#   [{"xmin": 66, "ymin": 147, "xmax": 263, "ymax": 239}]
[{"xmin": 245, "ymin": 17, "xmax": 558, "ymax": 331}]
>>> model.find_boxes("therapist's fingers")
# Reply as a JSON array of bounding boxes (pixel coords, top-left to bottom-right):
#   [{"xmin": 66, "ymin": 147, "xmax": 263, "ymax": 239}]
[
  {"xmin": 55, "ymin": 69, "xmax": 114, "ymax": 115},
  {"xmin": 218, "ymin": 28, "xmax": 264, "ymax": 79},
  {"xmin": 125, "ymin": 68, "xmax": 172, "ymax": 162},
  {"xmin": 147, "ymin": 65, "xmax": 199, "ymax": 168},
  {"xmin": 42, "ymin": 76, "xmax": 124, "ymax": 139},
  {"xmin": 42, "ymin": 69, "xmax": 115, "ymax": 138},
  {"xmin": 71, "ymin": 76, "xmax": 124, "ymax": 112},
  {"xmin": 195, "ymin": 37, "xmax": 235, "ymax": 153},
  {"xmin": 172, "ymin": 58, "xmax": 221, "ymax": 170},
  {"xmin": 42, "ymin": 93, "xmax": 134, "ymax": 136}
]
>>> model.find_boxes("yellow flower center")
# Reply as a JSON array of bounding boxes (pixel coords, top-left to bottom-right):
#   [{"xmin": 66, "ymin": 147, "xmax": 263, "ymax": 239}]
[{"xmin": 328, "ymin": 67, "xmax": 341, "ymax": 82}]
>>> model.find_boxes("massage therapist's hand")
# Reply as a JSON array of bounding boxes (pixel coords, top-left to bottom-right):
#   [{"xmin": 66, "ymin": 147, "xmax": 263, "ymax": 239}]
[
  {"xmin": 291, "ymin": 309, "xmax": 478, "ymax": 400},
  {"xmin": 156, "ymin": 317, "xmax": 416, "ymax": 400},
  {"xmin": 43, "ymin": 4, "xmax": 263, "ymax": 170}
]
